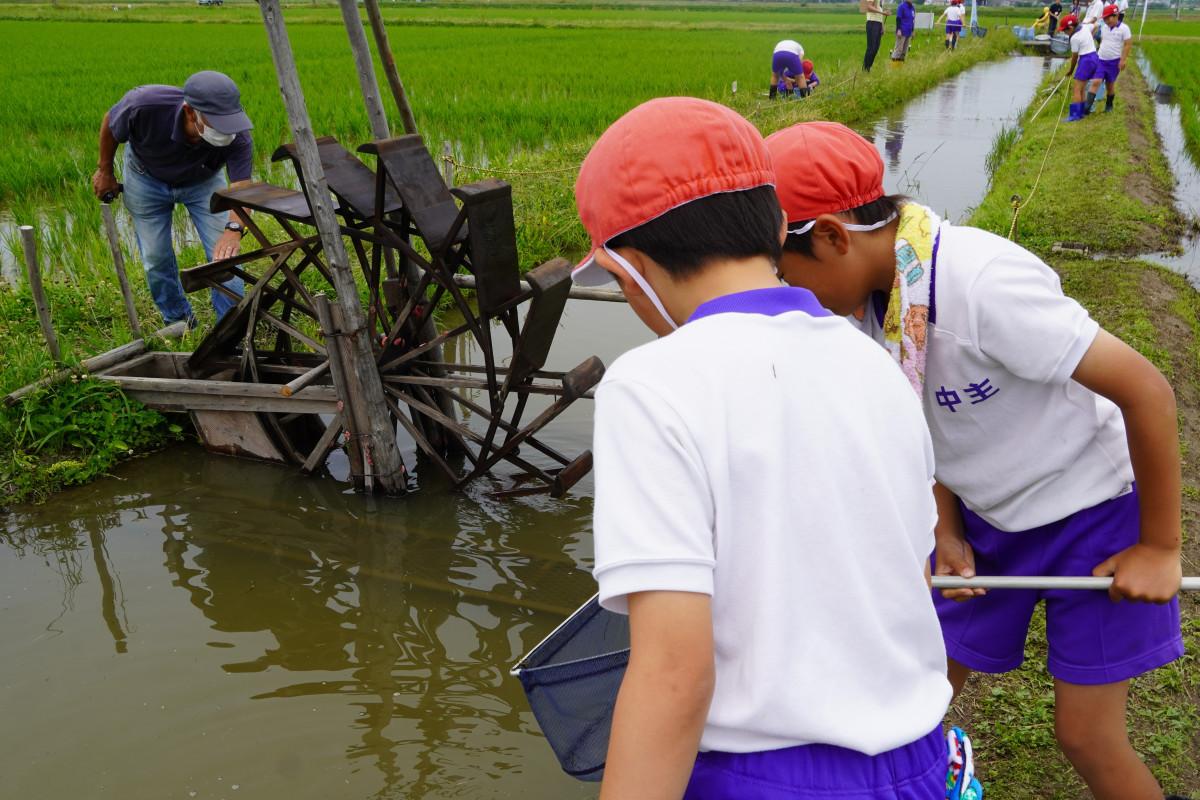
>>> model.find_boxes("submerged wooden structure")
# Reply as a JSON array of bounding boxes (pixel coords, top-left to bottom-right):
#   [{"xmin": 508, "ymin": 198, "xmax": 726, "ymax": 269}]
[{"xmin": 12, "ymin": 0, "xmax": 613, "ymax": 498}]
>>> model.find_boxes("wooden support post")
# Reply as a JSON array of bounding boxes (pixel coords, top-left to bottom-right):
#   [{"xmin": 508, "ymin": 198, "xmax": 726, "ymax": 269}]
[
  {"xmin": 100, "ymin": 203, "xmax": 142, "ymax": 339},
  {"xmin": 19, "ymin": 225, "xmax": 61, "ymax": 361},
  {"xmin": 315, "ymin": 294, "xmax": 368, "ymax": 491},
  {"xmin": 338, "ymin": 0, "xmax": 391, "ymax": 140},
  {"xmin": 259, "ymin": 0, "xmax": 407, "ymax": 494},
  {"xmin": 361, "ymin": 0, "xmax": 419, "ymax": 135},
  {"xmin": 441, "ymin": 140, "xmax": 455, "ymax": 188}
]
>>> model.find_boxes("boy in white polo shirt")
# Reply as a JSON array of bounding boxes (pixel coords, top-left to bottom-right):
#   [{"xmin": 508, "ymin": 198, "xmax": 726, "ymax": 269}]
[
  {"xmin": 572, "ymin": 97, "xmax": 953, "ymax": 798},
  {"xmin": 1060, "ymin": 14, "xmax": 1100, "ymax": 121},
  {"xmin": 767, "ymin": 121, "xmax": 1185, "ymax": 800},
  {"xmin": 1092, "ymin": 4, "xmax": 1133, "ymax": 112}
]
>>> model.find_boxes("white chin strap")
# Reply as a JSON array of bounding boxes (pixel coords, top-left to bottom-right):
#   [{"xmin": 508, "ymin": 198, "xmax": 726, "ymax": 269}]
[
  {"xmin": 603, "ymin": 246, "xmax": 679, "ymax": 331},
  {"xmin": 787, "ymin": 211, "xmax": 898, "ymax": 237}
]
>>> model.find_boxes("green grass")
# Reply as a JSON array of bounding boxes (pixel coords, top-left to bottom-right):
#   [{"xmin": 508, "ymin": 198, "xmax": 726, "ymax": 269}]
[
  {"xmin": 1141, "ymin": 40, "xmax": 1200, "ymax": 164},
  {"xmin": 970, "ymin": 60, "xmax": 1183, "ymax": 254}
]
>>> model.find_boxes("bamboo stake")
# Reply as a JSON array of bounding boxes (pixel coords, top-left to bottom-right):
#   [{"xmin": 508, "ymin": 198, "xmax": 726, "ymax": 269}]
[
  {"xmin": 259, "ymin": 0, "xmax": 407, "ymax": 494},
  {"xmin": 100, "ymin": 203, "xmax": 142, "ymax": 338},
  {"xmin": 19, "ymin": 225, "xmax": 61, "ymax": 361},
  {"xmin": 452, "ymin": 273, "xmax": 625, "ymax": 303},
  {"xmin": 441, "ymin": 140, "xmax": 454, "ymax": 188},
  {"xmin": 361, "ymin": 0, "xmax": 419, "ymax": 135},
  {"xmin": 338, "ymin": 0, "xmax": 390, "ymax": 140}
]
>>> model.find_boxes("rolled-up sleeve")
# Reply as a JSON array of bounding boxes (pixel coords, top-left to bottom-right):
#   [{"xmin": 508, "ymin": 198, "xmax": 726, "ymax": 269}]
[
  {"xmin": 591, "ymin": 376, "xmax": 715, "ymax": 615},
  {"xmin": 225, "ymin": 131, "xmax": 253, "ymax": 183},
  {"xmin": 107, "ymin": 89, "xmax": 138, "ymax": 143}
]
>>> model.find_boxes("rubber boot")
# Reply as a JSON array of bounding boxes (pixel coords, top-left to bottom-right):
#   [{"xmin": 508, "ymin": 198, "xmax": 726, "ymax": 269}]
[
  {"xmin": 1105, "ymin": 93, "xmax": 1115, "ymax": 112},
  {"xmin": 1085, "ymin": 90, "xmax": 1096, "ymax": 115},
  {"xmin": 1066, "ymin": 102, "xmax": 1084, "ymax": 122},
  {"xmin": 944, "ymin": 39, "xmax": 950, "ymax": 49},
  {"xmin": 769, "ymin": 83, "xmax": 778, "ymax": 100}
]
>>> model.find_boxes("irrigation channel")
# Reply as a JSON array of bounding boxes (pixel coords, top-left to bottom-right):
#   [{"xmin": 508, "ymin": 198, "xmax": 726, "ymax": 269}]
[{"xmin": 0, "ymin": 55, "xmax": 1127, "ymax": 799}]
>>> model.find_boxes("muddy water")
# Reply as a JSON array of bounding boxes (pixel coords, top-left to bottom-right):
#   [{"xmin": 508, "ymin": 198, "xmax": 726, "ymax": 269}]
[
  {"xmin": 1, "ymin": 58, "xmax": 1055, "ymax": 800},
  {"xmin": 859, "ymin": 55, "xmax": 1064, "ymax": 222},
  {"xmin": 1138, "ymin": 55, "xmax": 1200, "ymax": 288}
]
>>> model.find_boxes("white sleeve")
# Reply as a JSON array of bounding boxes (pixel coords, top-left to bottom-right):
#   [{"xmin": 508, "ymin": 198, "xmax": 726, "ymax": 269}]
[
  {"xmin": 591, "ymin": 376, "xmax": 716, "ymax": 615},
  {"xmin": 968, "ymin": 254, "xmax": 1099, "ymax": 385}
]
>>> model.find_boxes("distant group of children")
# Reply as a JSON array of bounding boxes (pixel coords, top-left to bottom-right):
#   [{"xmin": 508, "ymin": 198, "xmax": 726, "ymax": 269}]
[
  {"xmin": 569, "ymin": 92, "xmax": 1188, "ymax": 799},
  {"xmin": 1060, "ymin": 3, "xmax": 1133, "ymax": 121}
]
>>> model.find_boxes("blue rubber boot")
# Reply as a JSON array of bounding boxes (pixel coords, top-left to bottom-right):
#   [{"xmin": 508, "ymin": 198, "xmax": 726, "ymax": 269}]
[{"xmin": 1065, "ymin": 102, "xmax": 1084, "ymax": 122}]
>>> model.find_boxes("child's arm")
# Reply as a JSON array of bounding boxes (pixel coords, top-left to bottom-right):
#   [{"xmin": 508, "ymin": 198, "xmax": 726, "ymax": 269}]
[
  {"xmin": 932, "ymin": 481, "xmax": 987, "ymax": 601},
  {"xmin": 600, "ymin": 591, "xmax": 714, "ymax": 800},
  {"xmin": 1071, "ymin": 330, "xmax": 1183, "ymax": 603}
]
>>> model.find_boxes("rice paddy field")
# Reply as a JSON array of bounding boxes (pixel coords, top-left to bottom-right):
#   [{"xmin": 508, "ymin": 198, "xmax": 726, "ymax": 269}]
[{"xmin": 1142, "ymin": 40, "xmax": 1200, "ymax": 162}]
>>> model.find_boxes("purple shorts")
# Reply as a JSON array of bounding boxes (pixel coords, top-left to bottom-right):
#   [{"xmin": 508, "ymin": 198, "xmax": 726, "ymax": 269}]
[
  {"xmin": 946, "ymin": 20, "xmax": 963, "ymax": 34},
  {"xmin": 935, "ymin": 487, "xmax": 1184, "ymax": 685},
  {"xmin": 683, "ymin": 727, "xmax": 945, "ymax": 799},
  {"xmin": 1097, "ymin": 57, "xmax": 1121, "ymax": 83},
  {"xmin": 1074, "ymin": 51, "xmax": 1101, "ymax": 81},
  {"xmin": 772, "ymin": 50, "xmax": 803, "ymax": 77}
]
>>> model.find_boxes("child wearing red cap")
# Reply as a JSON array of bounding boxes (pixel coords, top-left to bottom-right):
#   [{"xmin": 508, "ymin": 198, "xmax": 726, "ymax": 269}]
[
  {"xmin": 1060, "ymin": 14, "xmax": 1100, "ymax": 121},
  {"xmin": 766, "ymin": 121, "xmax": 1185, "ymax": 800},
  {"xmin": 573, "ymin": 98, "xmax": 953, "ymax": 798},
  {"xmin": 1092, "ymin": 4, "xmax": 1132, "ymax": 113},
  {"xmin": 937, "ymin": 0, "xmax": 967, "ymax": 50}
]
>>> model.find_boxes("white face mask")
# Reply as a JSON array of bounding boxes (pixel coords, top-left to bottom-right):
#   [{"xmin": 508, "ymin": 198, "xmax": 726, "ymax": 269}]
[
  {"xmin": 787, "ymin": 211, "xmax": 898, "ymax": 237},
  {"xmin": 603, "ymin": 246, "xmax": 679, "ymax": 332},
  {"xmin": 196, "ymin": 114, "xmax": 236, "ymax": 147}
]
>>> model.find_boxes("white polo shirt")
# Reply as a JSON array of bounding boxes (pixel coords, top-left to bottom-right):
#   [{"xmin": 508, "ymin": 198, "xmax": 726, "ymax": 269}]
[
  {"xmin": 858, "ymin": 216, "xmax": 1132, "ymax": 531},
  {"xmin": 945, "ymin": 5, "xmax": 966, "ymax": 22},
  {"xmin": 1098, "ymin": 21, "xmax": 1132, "ymax": 60},
  {"xmin": 1083, "ymin": 0, "xmax": 1105, "ymax": 23},
  {"xmin": 1071, "ymin": 24, "xmax": 1097, "ymax": 56},
  {"xmin": 774, "ymin": 39, "xmax": 804, "ymax": 56},
  {"xmin": 592, "ymin": 286, "xmax": 951, "ymax": 757}
]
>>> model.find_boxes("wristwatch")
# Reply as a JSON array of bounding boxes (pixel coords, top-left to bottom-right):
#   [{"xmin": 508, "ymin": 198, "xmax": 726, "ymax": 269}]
[{"xmin": 224, "ymin": 221, "xmax": 245, "ymax": 236}]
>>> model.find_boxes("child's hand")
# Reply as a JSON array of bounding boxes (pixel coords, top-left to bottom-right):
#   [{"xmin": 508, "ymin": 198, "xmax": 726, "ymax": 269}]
[
  {"xmin": 1093, "ymin": 543, "xmax": 1182, "ymax": 603},
  {"xmin": 934, "ymin": 534, "xmax": 986, "ymax": 602}
]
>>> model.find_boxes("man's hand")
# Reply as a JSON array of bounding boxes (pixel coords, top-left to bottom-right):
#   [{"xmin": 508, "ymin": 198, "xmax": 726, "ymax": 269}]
[
  {"xmin": 1093, "ymin": 542, "xmax": 1182, "ymax": 603},
  {"xmin": 212, "ymin": 229, "xmax": 242, "ymax": 261},
  {"xmin": 92, "ymin": 168, "xmax": 119, "ymax": 201},
  {"xmin": 934, "ymin": 533, "xmax": 986, "ymax": 602}
]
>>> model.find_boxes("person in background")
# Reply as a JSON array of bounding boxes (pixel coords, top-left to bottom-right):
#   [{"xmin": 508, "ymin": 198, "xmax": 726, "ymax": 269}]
[
  {"xmin": 861, "ymin": 0, "xmax": 890, "ymax": 71},
  {"xmin": 800, "ymin": 59, "xmax": 821, "ymax": 94},
  {"xmin": 1060, "ymin": 14, "xmax": 1100, "ymax": 121},
  {"xmin": 770, "ymin": 39, "xmax": 806, "ymax": 99},
  {"xmin": 1033, "ymin": 6, "xmax": 1053, "ymax": 35},
  {"xmin": 92, "ymin": 71, "xmax": 250, "ymax": 328},
  {"xmin": 937, "ymin": 0, "xmax": 967, "ymax": 50},
  {"xmin": 892, "ymin": 0, "xmax": 917, "ymax": 61},
  {"xmin": 1116, "ymin": 0, "xmax": 1128, "ymax": 23},
  {"xmin": 767, "ymin": 120, "xmax": 1187, "ymax": 800},
  {"xmin": 1083, "ymin": 0, "xmax": 1106, "ymax": 39},
  {"xmin": 1091, "ymin": 3, "xmax": 1132, "ymax": 112},
  {"xmin": 1049, "ymin": 1, "xmax": 1064, "ymax": 35},
  {"xmin": 573, "ymin": 97, "xmax": 954, "ymax": 800}
]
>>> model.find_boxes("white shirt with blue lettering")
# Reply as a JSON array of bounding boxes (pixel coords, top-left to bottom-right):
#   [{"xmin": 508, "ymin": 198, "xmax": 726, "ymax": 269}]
[{"xmin": 859, "ymin": 221, "xmax": 1132, "ymax": 531}]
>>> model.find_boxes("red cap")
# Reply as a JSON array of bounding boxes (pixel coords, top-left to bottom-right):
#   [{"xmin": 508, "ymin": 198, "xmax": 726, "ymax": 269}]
[
  {"xmin": 1102, "ymin": 3, "xmax": 1119, "ymax": 15},
  {"xmin": 764, "ymin": 122, "xmax": 884, "ymax": 225},
  {"xmin": 1058, "ymin": 12, "xmax": 1079, "ymax": 30},
  {"xmin": 802, "ymin": 59, "xmax": 814, "ymax": 76},
  {"xmin": 572, "ymin": 97, "xmax": 774, "ymax": 286}
]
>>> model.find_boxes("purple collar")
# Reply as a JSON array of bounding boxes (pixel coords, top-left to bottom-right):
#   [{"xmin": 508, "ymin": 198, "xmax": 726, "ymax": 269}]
[{"xmin": 687, "ymin": 286, "xmax": 832, "ymax": 324}]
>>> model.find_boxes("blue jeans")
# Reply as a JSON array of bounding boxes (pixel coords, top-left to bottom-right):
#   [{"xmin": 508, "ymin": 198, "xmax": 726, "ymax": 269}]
[{"xmin": 122, "ymin": 148, "xmax": 244, "ymax": 324}]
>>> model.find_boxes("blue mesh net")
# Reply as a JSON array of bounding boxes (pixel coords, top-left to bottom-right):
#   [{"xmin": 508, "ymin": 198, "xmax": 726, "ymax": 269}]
[{"xmin": 513, "ymin": 595, "xmax": 629, "ymax": 781}]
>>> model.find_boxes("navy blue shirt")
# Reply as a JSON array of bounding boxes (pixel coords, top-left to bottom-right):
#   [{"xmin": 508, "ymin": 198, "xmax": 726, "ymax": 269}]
[{"xmin": 108, "ymin": 85, "xmax": 253, "ymax": 187}]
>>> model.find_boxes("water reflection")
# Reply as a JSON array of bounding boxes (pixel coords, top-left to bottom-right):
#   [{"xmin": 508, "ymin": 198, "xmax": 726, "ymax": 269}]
[{"xmin": 1, "ymin": 450, "xmax": 596, "ymax": 798}]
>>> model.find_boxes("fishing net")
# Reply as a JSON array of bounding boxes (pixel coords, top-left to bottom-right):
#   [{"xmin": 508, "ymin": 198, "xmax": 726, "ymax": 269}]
[{"xmin": 511, "ymin": 595, "xmax": 629, "ymax": 781}]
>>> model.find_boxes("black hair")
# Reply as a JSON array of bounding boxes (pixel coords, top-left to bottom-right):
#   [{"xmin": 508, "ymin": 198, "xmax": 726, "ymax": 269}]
[
  {"xmin": 782, "ymin": 193, "xmax": 906, "ymax": 259},
  {"xmin": 607, "ymin": 185, "xmax": 783, "ymax": 279}
]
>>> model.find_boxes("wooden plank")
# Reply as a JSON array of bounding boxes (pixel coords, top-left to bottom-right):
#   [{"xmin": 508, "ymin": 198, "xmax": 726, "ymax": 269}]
[
  {"xmin": 96, "ymin": 374, "xmax": 338, "ymax": 400},
  {"xmin": 191, "ymin": 410, "xmax": 288, "ymax": 462},
  {"xmin": 451, "ymin": 273, "xmax": 625, "ymax": 303},
  {"xmin": 19, "ymin": 225, "xmax": 61, "ymax": 360},
  {"xmin": 301, "ymin": 412, "xmax": 345, "ymax": 473},
  {"xmin": 259, "ymin": 0, "xmax": 407, "ymax": 494},
  {"xmin": 210, "ymin": 182, "xmax": 313, "ymax": 222},
  {"xmin": 110, "ymin": 387, "xmax": 338, "ymax": 415},
  {"xmin": 5, "ymin": 339, "xmax": 146, "ymax": 405}
]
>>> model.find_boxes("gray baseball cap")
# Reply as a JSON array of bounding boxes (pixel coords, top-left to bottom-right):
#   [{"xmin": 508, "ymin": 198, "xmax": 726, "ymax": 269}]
[{"xmin": 182, "ymin": 70, "xmax": 253, "ymax": 134}]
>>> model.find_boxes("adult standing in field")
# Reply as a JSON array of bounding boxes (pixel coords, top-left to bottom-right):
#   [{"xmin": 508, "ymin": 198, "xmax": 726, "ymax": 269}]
[
  {"xmin": 92, "ymin": 71, "xmax": 250, "ymax": 328},
  {"xmin": 892, "ymin": 0, "xmax": 916, "ymax": 61},
  {"xmin": 861, "ymin": 0, "xmax": 890, "ymax": 71},
  {"xmin": 1091, "ymin": 4, "xmax": 1132, "ymax": 112}
]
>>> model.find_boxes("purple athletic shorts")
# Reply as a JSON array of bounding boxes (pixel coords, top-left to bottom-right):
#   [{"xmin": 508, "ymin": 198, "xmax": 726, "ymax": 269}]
[
  {"xmin": 946, "ymin": 20, "xmax": 963, "ymax": 34},
  {"xmin": 1097, "ymin": 57, "xmax": 1121, "ymax": 83},
  {"xmin": 935, "ymin": 487, "xmax": 1184, "ymax": 685},
  {"xmin": 1074, "ymin": 51, "xmax": 1101, "ymax": 81},
  {"xmin": 772, "ymin": 50, "xmax": 803, "ymax": 77},
  {"xmin": 683, "ymin": 727, "xmax": 945, "ymax": 799}
]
